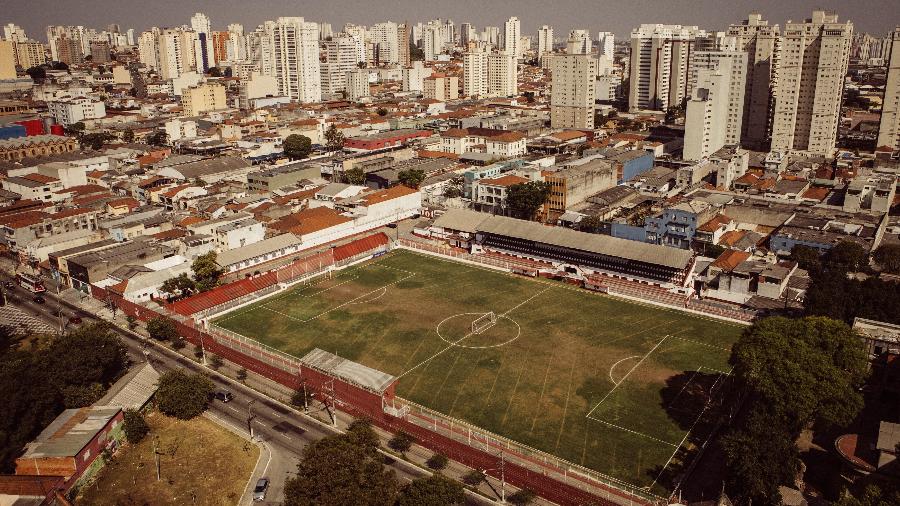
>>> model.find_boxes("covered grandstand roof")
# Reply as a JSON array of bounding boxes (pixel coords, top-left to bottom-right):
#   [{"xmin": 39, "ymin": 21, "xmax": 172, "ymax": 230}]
[
  {"xmin": 169, "ymin": 271, "xmax": 279, "ymax": 316},
  {"xmin": 432, "ymin": 208, "xmax": 492, "ymax": 234},
  {"xmin": 332, "ymin": 233, "xmax": 389, "ymax": 262},
  {"xmin": 301, "ymin": 348, "xmax": 396, "ymax": 393},
  {"xmin": 477, "ymin": 215, "xmax": 693, "ymax": 270}
]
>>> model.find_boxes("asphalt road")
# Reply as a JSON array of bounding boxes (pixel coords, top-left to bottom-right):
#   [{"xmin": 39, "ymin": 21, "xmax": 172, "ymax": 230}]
[{"xmin": 1, "ymin": 277, "xmax": 498, "ymax": 506}]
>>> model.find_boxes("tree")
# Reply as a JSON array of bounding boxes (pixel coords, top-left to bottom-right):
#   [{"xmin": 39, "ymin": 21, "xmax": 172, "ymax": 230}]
[
  {"xmin": 191, "ymin": 252, "xmax": 222, "ymax": 293},
  {"xmin": 51, "ymin": 61, "xmax": 68, "ymax": 71},
  {"xmin": 64, "ymin": 122, "xmax": 86, "ymax": 137},
  {"xmin": 396, "ymin": 474, "xmax": 465, "ymax": 506},
  {"xmin": 161, "ymin": 273, "xmax": 195, "ymax": 298},
  {"xmin": 376, "ymin": 107, "xmax": 388, "ymax": 116},
  {"xmin": 291, "ymin": 387, "xmax": 313, "ymax": 409},
  {"xmin": 25, "ymin": 66, "xmax": 46, "ymax": 81},
  {"xmin": 409, "ymin": 43, "xmax": 425, "ymax": 62},
  {"xmin": 126, "ymin": 314, "xmax": 137, "ymax": 330},
  {"xmin": 325, "ymin": 124, "xmax": 345, "ymax": 152},
  {"xmin": 122, "ymin": 129, "xmax": 135, "ymax": 143},
  {"xmin": 462, "ymin": 469, "xmax": 484, "ymax": 487},
  {"xmin": 508, "ymin": 489, "xmax": 537, "ymax": 506},
  {"xmin": 123, "ymin": 409, "xmax": 149, "ymax": 443},
  {"xmin": 80, "ymin": 132, "xmax": 114, "ymax": 151},
  {"xmin": 170, "ymin": 338, "xmax": 186, "ymax": 351},
  {"xmin": 341, "ymin": 167, "xmax": 366, "ymax": 185},
  {"xmin": 388, "ymin": 431, "xmax": 415, "ymax": 455},
  {"xmin": 426, "ymin": 452, "xmax": 449, "ymax": 471},
  {"xmin": 209, "ymin": 354, "xmax": 224, "ymax": 370},
  {"xmin": 237, "ymin": 368, "xmax": 247, "ymax": 382},
  {"xmin": 155, "ymin": 370, "xmax": 213, "ymax": 420},
  {"xmin": 506, "ymin": 181, "xmax": 551, "ymax": 220},
  {"xmin": 283, "ymin": 134, "xmax": 313, "ymax": 160},
  {"xmin": 873, "ymin": 243, "xmax": 900, "ymax": 274},
  {"xmin": 398, "ymin": 168, "xmax": 426, "ymax": 189},
  {"xmin": 579, "ymin": 215, "xmax": 603, "ymax": 233},
  {"xmin": 789, "ymin": 244, "xmax": 822, "ymax": 272},
  {"xmin": 146, "ymin": 129, "xmax": 168, "ymax": 146},
  {"xmin": 146, "ymin": 316, "xmax": 178, "ymax": 342},
  {"xmin": 207, "ymin": 67, "xmax": 223, "ymax": 77},
  {"xmin": 823, "ymin": 240, "xmax": 869, "ymax": 273},
  {"xmin": 284, "ymin": 423, "xmax": 399, "ymax": 506}
]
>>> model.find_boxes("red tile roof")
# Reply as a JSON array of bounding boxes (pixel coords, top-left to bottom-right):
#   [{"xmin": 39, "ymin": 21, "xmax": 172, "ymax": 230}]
[
  {"xmin": 332, "ymin": 233, "xmax": 389, "ymax": 262},
  {"xmin": 169, "ymin": 272, "xmax": 279, "ymax": 316},
  {"xmin": 712, "ymin": 249, "xmax": 751, "ymax": 270}
]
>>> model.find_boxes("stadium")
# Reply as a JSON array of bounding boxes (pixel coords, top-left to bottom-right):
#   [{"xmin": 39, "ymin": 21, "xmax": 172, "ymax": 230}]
[{"xmin": 211, "ymin": 247, "xmax": 743, "ymax": 494}]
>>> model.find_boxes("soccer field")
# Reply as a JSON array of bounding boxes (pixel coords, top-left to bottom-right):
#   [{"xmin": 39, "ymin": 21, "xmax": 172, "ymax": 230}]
[{"xmin": 213, "ymin": 249, "xmax": 744, "ymax": 491}]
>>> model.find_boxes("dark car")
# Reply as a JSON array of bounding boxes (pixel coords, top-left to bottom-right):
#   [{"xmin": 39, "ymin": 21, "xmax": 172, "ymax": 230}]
[
  {"xmin": 3, "ymin": 281, "xmax": 12, "ymax": 289},
  {"xmin": 386, "ymin": 223, "xmax": 398, "ymax": 229},
  {"xmin": 210, "ymin": 390, "xmax": 234, "ymax": 403},
  {"xmin": 32, "ymin": 295, "xmax": 45, "ymax": 304},
  {"xmin": 252, "ymin": 477, "xmax": 269, "ymax": 501}
]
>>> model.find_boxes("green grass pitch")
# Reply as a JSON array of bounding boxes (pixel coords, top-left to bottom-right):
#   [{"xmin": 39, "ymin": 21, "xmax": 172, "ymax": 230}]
[{"xmin": 213, "ymin": 249, "xmax": 744, "ymax": 492}]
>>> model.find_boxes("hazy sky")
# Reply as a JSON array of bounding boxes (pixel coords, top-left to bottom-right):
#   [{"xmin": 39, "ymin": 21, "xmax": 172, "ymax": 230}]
[{"xmin": 3, "ymin": 0, "xmax": 898, "ymax": 40}]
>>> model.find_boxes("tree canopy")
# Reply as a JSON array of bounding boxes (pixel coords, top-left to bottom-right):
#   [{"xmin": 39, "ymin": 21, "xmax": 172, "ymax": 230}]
[
  {"xmin": 325, "ymin": 124, "xmax": 345, "ymax": 152},
  {"xmin": 284, "ymin": 419, "xmax": 398, "ymax": 506},
  {"xmin": 283, "ymin": 134, "xmax": 313, "ymax": 160},
  {"xmin": 396, "ymin": 474, "xmax": 465, "ymax": 506},
  {"xmin": 506, "ymin": 181, "xmax": 551, "ymax": 220},
  {"xmin": 146, "ymin": 129, "xmax": 168, "ymax": 146},
  {"xmin": 123, "ymin": 409, "xmax": 149, "ymax": 443},
  {"xmin": 398, "ymin": 168, "xmax": 427, "ymax": 189},
  {"xmin": 146, "ymin": 316, "xmax": 178, "ymax": 342},
  {"xmin": 873, "ymin": 243, "xmax": 900, "ymax": 274},
  {"xmin": 191, "ymin": 252, "xmax": 222, "ymax": 292},
  {"xmin": 161, "ymin": 272, "xmax": 195, "ymax": 298},
  {"xmin": 342, "ymin": 167, "xmax": 366, "ymax": 185},
  {"xmin": 155, "ymin": 370, "xmax": 213, "ymax": 420}
]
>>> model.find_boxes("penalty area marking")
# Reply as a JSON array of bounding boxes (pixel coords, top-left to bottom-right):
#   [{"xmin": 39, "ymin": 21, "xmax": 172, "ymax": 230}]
[
  {"xmin": 608, "ymin": 355, "xmax": 641, "ymax": 386},
  {"xmin": 585, "ymin": 334, "xmax": 670, "ymax": 419}
]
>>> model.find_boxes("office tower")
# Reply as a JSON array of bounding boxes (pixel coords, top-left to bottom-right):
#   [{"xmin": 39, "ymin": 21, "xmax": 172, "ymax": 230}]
[
  {"xmin": 371, "ymin": 22, "xmax": 400, "ymax": 65},
  {"xmin": 321, "ymin": 36, "xmax": 359, "ymax": 97},
  {"xmin": 0, "ymin": 41, "xmax": 15, "ymax": 79},
  {"xmin": 342, "ymin": 24, "xmax": 368, "ymax": 64},
  {"xmin": 191, "ymin": 12, "xmax": 214, "ymax": 71},
  {"xmin": 684, "ymin": 67, "xmax": 732, "ymax": 161},
  {"xmin": 319, "ymin": 23, "xmax": 333, "ymax": 40},
  {"xmin": 597, "ymin": 31, "xmax": 614, "ymax": 57},
  {"xmin": 138, "ymin": 29, "xmax": 160, "ymax": 70},
  {"xmin": 629, "ymin": 24, "xmax": 703, "ymax": 112},
  {"xmin": 460, "ymin": 23, "xmax": 475, "ymax": 47},
  {"xmin": 157, "ymin": 29, "xmax": 196, "ymax": 80},
  {"xmin": 689, "ymin": 51, "xmax": 748, "ymax": 146},
  {"xmin": 423, "ymin": 20, "xmax": 444, "ymax": 61},
  {"xmin": 182, "ymin": 82, "xmax": 226, "ymax": 116},
  {"xmin": 551, "ymin": 33, "xmax": 598, "ymax": 129},
  {"xmin": 3, "ymin": 24, "xmax": 27, "ymax": 43},
  {"xmin": 247, "ymin": 22, "xmax": 276, "ymax": 76},
  {"xmin": 537, "ymin": 26, "xmax": 554, "ymax": 62},
  {"xmin": 272, "ymin": 17, "xmax": 321, "ymax": 103},
  {"xmin": 15, "ymin": 41, "xmax": 46, "ymax": 68},
  {"xmin": 770, "ymin": 10, "xmax": 852, "ymax": 155},
  {"xmin": 567, "ymin": 29, "xmax": 592, "ymax": 54},
  {"xmin": 126, "ymin": 28, "xmax": 135, "ymax": 46},
  {"xmin": 463, "ymin": 49, "xmax": 517, "ymax": 98},
  {"xmin": 727, "ymin": 13, "xmax": 781, "ymax": 150},
  {"xmin": 346, "ymin": 68, "xmax": 369, "ymax": 101},
  {"xmin": 402, "ymin": 60, "xmax": 431, "ymax": 92},
  {"xmin": 56, "ymin": 34, "xmax": 85, "ymax": 65},
  {"xmin": 502, "ymin": 17, "xmax": 521, "ymax": 58},
  {"xmin": 398, "ymin": 23, "xmax": 411, "ymax": 67},
  {"xmin": 90, "ymin": 41, "xmax": 111, "ymax": 63},
  {"xmin": 878, "ymin": 28, "xmax": 900, "ymax": 150}
]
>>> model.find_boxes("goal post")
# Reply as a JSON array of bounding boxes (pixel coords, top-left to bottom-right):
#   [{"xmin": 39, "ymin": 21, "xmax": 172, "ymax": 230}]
[{"xmin": 471, "ymin": 312, "xmax": 498, "ymax": 334}]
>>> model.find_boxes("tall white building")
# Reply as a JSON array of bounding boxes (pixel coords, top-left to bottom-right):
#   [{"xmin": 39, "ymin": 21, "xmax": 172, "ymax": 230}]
[
  {"xmin": 343, "ymin": 24, "xmax": 368, "ymax": 64},
  {"xmin": 567, "ymin": 29, "xmax": 592, "ymax": 55},
  {"xmin": 481, "ymin": 26, "xmax": 500, "ymax": 48},
  {"xmin": 727, "ymin": 13, "xmax": 781, "ymax": 150},
  {"xmin": 3, "ymin": 24, "xmax": 27, "ymax": 43},
  {"xmin": 190, "ymin": 12, "xmax": 214, "ymax": 71},
  {"xmin": 551, "ymin": 34, "xmax": 597, "ymax": 129},
  {"xmin": 321, "ymin": 36, "xmax": 359, "ymax": 98},
  {"xmin": 460, "ymin": 23, "xmax": 475, "ymax": 47},
  {"xmin": 770, "ymin": 10, "xmax": 852, "ymax": 155},
  {"xmin": 346, "ymin": 68, "xmax": 369, "ymax": 101},
  {"xmin": 157, "ymin": 29, "xmax": 196, "ymax": 80},
  {"xmin": 597, "ymin": 31, "xmax": 614, "ymax": 57},
  {"xmin": 402, "ymin": 60, "xmax": 431, "ymax": 92},
  {"xmin": 684, "ymin": 67, "xmax": 732, "ymax": 161},
  {"xmin": 502, "ymin": 17, "xmax": 521, "ymax": 58},
  {"xmin": 137, "ymin": 28, "xmax": 160, "ymax": 70},
  {"xmin": 878, "ymin": 28, "xmax": 900, "ymax": 151},
  {"xmin": 629, "ymin": 24, "xmax": 704, "ymax": 112},
  {"xmin": 689, "ymin": 51, "xmax": 748, "ymax": 146},
  {"xmin": 247, "ymin": 22, "xmax": 277, "ymax": 77},
  {"xmin": 537, "ymin": 25, "xmax": 554, "ymax": 62},
  {"xmin": 371, "ymin": 22, "xmax": 400, "ymax": 65},
  {"xmin": 463, "ymin": 49, "xmax": 517, "ymax": 98},
  {"xmin": 272, "ymin": 17, "xmax": 321, "ymax": 103}
]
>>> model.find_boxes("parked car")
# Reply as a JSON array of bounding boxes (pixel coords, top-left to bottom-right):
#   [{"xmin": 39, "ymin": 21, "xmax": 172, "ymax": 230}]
[
  {"xmin": 3, "ymin": 281, "xmax": 13, "ymax": 289},
  {"xmin": 252, "ymin": 477, "xmax": 269, "ymax": 501},
  {"xmin": 32, "ymin": 295, "xmax": 45, "ymax": 304},
  {"xmin": 386, "ymin": 223, "xmax": 397, "ymax": 229},
  {"xmin": 211, "ymin": 390, "xmax": 233, "ymax": 403}
]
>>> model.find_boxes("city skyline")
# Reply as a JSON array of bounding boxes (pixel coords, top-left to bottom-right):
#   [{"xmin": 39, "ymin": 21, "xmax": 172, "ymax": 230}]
[{"xmin": 3, "ymin": 0, "xmax": 897, "ymax": 42}]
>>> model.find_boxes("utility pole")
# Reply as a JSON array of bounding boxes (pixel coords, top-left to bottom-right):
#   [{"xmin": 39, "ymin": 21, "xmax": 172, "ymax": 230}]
[
  {"xmin": 247, "ymin": 400, "xmax": 256, "ymax": 439},
  {"xmin": 198, "ymin": 333, "xmax": 207, "ymax": 366},
  {"xmin": 153, "ymin": 437, "xmax": 161, "ymax": 481},
  {"xmin": 302, "ymin": 381, "xmax": 309, "ymax": 411}
]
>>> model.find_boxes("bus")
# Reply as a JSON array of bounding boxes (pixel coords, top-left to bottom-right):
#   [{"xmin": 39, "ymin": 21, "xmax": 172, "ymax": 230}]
[{"xmin": 16, "ymin": 273, "xmax": 45, "ymax": 293}]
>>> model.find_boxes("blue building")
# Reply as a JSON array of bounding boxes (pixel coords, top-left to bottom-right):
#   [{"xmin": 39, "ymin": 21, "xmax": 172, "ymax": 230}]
[{"xmin": 586, "ymin": 147, "xmax": 654, "ymax": 184}]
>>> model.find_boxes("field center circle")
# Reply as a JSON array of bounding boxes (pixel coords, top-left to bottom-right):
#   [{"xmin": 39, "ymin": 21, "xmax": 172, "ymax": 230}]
[{"xmin": 435, "ymin": 312, "xmax": 521, "ymax": 349}]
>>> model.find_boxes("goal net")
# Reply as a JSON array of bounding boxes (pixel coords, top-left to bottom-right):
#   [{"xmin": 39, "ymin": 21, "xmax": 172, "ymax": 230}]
[{"xmin": 471, "ymin": 312, "xmax": 498, "ymax": 334}]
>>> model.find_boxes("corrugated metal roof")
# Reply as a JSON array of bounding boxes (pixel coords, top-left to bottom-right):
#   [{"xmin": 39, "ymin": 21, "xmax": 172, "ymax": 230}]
[
  {"xmin": 432, "ymin": 208, "xmax": 493, "ymax": 234},
  {"xmin": 23, "ymin": 406, "xmax": 120, "ymax": 458},
  {"xmin": 301, "ymin": 348, "xmax": 396, "ymax": 394},
  {"xmin": 477, "ymin": 215, "xmax": 693, "ymax": 270}
]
